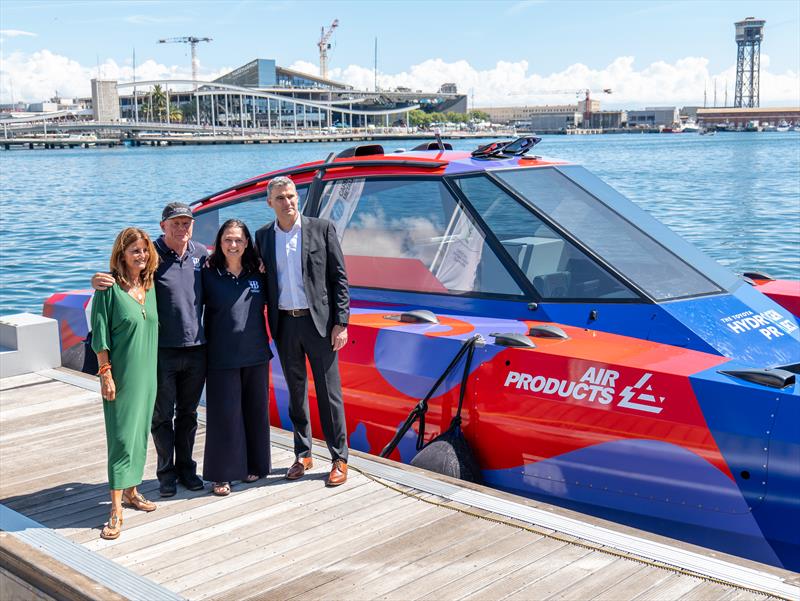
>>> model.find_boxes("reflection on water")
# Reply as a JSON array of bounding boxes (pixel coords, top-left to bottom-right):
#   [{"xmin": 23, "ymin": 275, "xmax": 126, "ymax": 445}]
[{"xmin": 0, "ymin": 133, "xmax": 798, "ymax": 315}]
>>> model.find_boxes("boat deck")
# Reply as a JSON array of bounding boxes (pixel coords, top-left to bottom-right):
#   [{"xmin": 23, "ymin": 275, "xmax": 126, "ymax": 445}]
[{"xmin": 1, "ymin": 369, "xmax": 798, "ymax": 601}]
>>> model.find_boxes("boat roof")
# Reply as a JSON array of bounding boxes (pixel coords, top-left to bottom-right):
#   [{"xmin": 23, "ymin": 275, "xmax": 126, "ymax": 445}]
[{"xmin": 193, "ymin": 138, "xmax": 568, "ymax": 210}]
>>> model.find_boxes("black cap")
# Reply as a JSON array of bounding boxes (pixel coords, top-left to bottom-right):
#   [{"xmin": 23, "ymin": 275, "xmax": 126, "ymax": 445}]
[{"xmin": 161, "ymin": 202, "xmax": 193, "ymax": 221}]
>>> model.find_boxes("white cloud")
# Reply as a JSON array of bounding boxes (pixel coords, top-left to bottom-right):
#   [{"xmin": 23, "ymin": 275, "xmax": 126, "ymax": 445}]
[
  {"xmin": 0, "ymin": 49, "xmax": 230, "ymax": 102},
  {"xmin": 2, "ymin": 48, "xmax": 797, "ymax": 107},
  {"xmin": 505, "ymin": 1, "xmax": 547, "ymax": 16},
  {"xmin": 0, "ymin": 29, "xmax": 37, "ymax": 38},
  {"xmin": 124, "ymin": 15, "xmax": 190, "ymax": 25},
  {"xmin": 289, "ymin": 55, "xmax": 800, "ymax": 108}
]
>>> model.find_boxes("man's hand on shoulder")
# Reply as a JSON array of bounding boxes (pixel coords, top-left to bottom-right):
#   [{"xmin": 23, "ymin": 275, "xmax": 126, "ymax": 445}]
[
  {"xmin": 331, "ymin": 324, "xmax": 348, "ymax": 352},
  {"xmin": 91, "ymin": 272, "xmax": 115, "ymax": 291}
]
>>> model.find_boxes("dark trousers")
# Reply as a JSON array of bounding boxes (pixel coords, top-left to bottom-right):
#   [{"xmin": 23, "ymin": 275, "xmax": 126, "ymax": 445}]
[
  {"xmin": 203, "ymin": 363, "xmax": 271, "ymax": 482},
  {"xmin": 152, "ymin": 345, "xmax": 206, "ymax": 484},
  {"xmin": 276, "ymin": 313, "xmax": 348, "ymax": 463}
]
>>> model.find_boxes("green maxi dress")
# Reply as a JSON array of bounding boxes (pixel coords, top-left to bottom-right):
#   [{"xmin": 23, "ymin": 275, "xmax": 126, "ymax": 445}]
[{"xmin": 91, "ymin": 284, "xmax": 158, "ymax": 490}]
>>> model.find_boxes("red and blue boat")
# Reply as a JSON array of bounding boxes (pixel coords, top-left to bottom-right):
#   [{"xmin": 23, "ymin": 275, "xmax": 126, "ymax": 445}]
[{"xmin": 46, "ymin": 138, "xmax": 800, "ymax": 570}]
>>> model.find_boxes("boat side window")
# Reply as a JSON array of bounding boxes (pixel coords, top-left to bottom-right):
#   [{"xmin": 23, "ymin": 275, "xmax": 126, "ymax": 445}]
[
  {"xmin": 455, "ymin": 175, "xmax": 637, "ymax": 300},
  {"xmin": 193, "ymin": 186, "xmax": 308, "ymax": 247},
  {"xmin": 497, "ymin": 168, "xmax": 723, "ymax": 300},
  {"xmin": 317, "ymin": 177, "xmax": 524, "ymax": 297}
]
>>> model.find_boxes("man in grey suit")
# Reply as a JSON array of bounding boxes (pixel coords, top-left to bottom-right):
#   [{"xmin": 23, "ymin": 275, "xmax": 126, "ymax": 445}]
[{"xmin": 255, "ymin": 176, "xmax": 350, "ymax": 486}]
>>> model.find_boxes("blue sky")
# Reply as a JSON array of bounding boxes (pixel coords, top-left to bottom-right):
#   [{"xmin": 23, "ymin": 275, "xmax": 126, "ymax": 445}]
[{"xmin": 1, "ymin": 0, "xmax": 798, "ymax": 107}]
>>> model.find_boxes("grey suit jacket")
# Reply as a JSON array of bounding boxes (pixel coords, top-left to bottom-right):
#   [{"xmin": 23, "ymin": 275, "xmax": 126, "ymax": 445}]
[{"xmin": 255, "ymin": 216, "xmax": 350, "ymax": 341}]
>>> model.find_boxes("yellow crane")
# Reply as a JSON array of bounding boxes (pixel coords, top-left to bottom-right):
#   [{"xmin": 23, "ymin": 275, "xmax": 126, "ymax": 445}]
[
  {"xmin": 158, "ymin": 36, "xmax": 212, "ymax": 82},
  {"xmin": 318, "ymin": 20, "xmax": 339, "ymax": 80}
]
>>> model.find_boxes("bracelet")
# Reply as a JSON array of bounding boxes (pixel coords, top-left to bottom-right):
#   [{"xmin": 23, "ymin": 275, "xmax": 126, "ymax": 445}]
[{"xmin": 97, "ymin": 363, "xmax": 112, "ymax": 376}]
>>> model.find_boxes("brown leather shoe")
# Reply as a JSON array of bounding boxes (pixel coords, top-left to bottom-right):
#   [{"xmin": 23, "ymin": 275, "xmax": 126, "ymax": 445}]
[
  {"xmin": 326, "ymin": 459, "xmax": 347, "ymax": 487},
  {"xmin": 286, "ymin": 456, "xmax": 313, "ymax": 480}
]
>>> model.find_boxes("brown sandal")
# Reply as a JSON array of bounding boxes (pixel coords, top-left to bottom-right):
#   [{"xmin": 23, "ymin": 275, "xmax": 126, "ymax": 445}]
[
  {"xmin": 100, "ymin": 512, "xmax": 123, "ymax": 540},
  {"xmin": 122, "ymin": 490, "xmax": 157, "ymax": 512},
  {"xmin": 243, "ymin": 474, "xmax": 259, "ymax": 483}
]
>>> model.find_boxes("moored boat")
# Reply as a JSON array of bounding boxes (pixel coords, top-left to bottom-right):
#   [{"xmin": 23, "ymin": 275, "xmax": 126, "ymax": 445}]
[{"xmin": 45, "ymin": 137, "xmax": 800, "ymax": 571}]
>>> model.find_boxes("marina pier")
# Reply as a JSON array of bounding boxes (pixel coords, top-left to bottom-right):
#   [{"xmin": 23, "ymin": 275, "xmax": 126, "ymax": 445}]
[{"xmin": 1, "ymin": 318, "xmax": 798, "ymax": 601}]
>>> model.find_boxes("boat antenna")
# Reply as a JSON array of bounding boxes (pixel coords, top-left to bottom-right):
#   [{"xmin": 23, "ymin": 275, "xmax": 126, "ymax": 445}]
[{"xmin": 434, "ymin": 127, "xmax": 445, "ymax": 152}]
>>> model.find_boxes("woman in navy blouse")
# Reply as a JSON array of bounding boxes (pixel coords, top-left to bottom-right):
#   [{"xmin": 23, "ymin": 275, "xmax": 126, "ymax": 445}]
[{"xmin": 202, "ymin": 219, "xmax": 272, "ymax": 495}]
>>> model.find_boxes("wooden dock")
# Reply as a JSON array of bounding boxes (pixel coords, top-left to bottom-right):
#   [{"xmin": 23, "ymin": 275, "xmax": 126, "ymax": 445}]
[{"xmin": 1, "ymin": 368, "xmax": 797, "ymax": 601}]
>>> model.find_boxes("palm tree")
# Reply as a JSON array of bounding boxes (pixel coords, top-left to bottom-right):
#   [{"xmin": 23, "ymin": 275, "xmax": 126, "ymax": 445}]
[
  {"xmin": 169, "ymin": 106, "xmax": 183, "ymax": 123},
  {"xmin": 143, "ymin": 85, "xmax": 167, "ymax": 122}
]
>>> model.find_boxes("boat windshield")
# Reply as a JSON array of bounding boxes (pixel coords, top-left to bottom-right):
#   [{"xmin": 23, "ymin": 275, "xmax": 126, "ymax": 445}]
[
  {"xmin": 493, "ymin": 167, "xmax": 727, "ymax": 301},
  {"xmin": 193, "ymin": 186, "xmax": 308, "ymax": 246},
  {"xmin": 454, "ymin": 175, "xmax": 638, "ymax": 301}
]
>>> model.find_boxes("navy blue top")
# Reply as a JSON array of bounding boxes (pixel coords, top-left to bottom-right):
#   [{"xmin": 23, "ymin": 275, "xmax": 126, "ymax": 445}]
[
  {"xmin": 202, "ymin": 267, "xmax": 272, "ymax": 369},
  {"xmin": 154, "ymin": 236, "xmax": 208, "ymax": 348}
]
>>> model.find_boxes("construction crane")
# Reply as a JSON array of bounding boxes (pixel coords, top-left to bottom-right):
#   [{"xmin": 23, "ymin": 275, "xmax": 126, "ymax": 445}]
[
  {"xmin": 318, "ymin": 20, "xmax": 339, "ymax": 80},
  {"xmin": 158, "ymin": 36, "xmax": 212, "ymax": 83},
  {"xmin": 510, "ymin": 88, "xmax": 612, "ymax": 127},
  {"xmin": 577, "ymin": 88, "xmax": 612, "ymax": 125}
]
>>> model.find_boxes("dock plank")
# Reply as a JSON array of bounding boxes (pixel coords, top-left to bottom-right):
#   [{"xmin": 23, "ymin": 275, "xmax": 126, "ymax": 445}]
[
  {"xmin": 718, "ymin": 589, "xmax": 772, "ymax": 601},
  {"xmin": 0, "ymin": 386, "xmax": 95, "ymax": 419},
  {"xmin": 679, "ymin": 581, "xmax": 746, "ymax": 601},
  {"xmin": 589, "ymin": 563, "xmax": 671, "ymax": 600},
  {"xmin": 2, "ymin": 371, "xmax": 792, "ymax": 601},
  {"xmin": 429, "ymin": 537, "xmax": 565, "ymax": 601},
  {"xmin": 113, "ymin": 478, "xmax": 377, "ymax": 568},
  {"xmin": 371, "ymin": 524, "xmax": 521, "ymax": 601},
  {"xmin": 0, "ymin": 372, "xmax": 51, "ymax": 390},
  {"xmin": 548, "ymin": 555, "xmax": 646, "ymax": 600},
  {"xmin": 271, "ymin": 515, "xmax": 508, "ymax": 601},
  {"xmin": 459, "ymin": 542, "xmax": 590, "ymax": 601},
  {"xmin": 176, "ymin": 494, "xmax": 441, "ymax": 599},
  {"xmin": 630, "ymin": 573, "xmax": 704, "ymax": 600},
  {"xmin": 210, "ymin": 497, "xmax": 449, "ymax": 601},
  {"xmin": 503, "ymin": 551, "xmax": 620, "ymax": 600}
]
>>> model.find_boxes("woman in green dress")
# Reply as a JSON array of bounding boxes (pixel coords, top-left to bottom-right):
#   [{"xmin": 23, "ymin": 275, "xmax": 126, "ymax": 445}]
[{"xmin": 91, "ymin": 227, "xmax": 160, "ymax": 540}]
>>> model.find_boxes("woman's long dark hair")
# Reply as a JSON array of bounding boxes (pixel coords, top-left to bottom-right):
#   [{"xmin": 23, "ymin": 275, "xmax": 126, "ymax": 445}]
[{"xmin": 208, "ymin": 219, "xmax": 261, "ymax": 274}]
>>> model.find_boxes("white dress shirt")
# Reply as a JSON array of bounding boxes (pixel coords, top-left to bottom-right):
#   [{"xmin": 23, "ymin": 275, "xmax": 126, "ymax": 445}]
[{"xmin": 274, "ymin": 216, "xmax": 310, "ymax": 310}]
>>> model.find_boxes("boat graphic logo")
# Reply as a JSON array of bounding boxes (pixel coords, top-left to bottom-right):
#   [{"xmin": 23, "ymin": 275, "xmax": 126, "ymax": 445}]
[
  {"xmin": 503, "ymin": 366, "xmax": 666, "ymax": 414},
  {"xmin": 617, "ymin": 373, "xmax": 664, "ymax": 414}
]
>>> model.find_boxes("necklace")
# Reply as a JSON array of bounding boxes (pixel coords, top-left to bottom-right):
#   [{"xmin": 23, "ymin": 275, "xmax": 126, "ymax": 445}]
[{"xmin": 127, "ymin": 282, "xmax": 146, "ymax": 309}]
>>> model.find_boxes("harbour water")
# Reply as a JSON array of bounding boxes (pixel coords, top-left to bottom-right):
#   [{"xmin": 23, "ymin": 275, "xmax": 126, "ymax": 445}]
[{"xmin": 0, "ymin": 132, "xmax": 798, "ymax": 316}]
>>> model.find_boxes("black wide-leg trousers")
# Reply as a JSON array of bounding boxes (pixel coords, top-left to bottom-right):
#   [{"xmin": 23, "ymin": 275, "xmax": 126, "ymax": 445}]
[
  {"xmin": 202, "ymin": 363, "xmax": 271, "ymax": 483},
  {"xmin": 152, "ymin": 345, "xmax": 206, "ymax": 484},
  {"xmin": 276, "ymin": 314, "xmax": 348, "ymax": 463}
]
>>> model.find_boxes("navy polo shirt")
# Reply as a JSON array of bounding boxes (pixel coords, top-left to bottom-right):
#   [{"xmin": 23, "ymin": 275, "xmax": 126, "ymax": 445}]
[
  {"xmin": 154, "ymin": 236, "xmax": 208, "ymax": 348},
  {"xmin": 202, "ymin": 268, "xmax": 272, "ymax": 370}
]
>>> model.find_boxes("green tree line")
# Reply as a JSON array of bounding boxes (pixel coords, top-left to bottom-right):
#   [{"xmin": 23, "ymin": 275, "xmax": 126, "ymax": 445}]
[{"xmin": 409, "ymin": 110, "xmax": 490, "ymax": 128}]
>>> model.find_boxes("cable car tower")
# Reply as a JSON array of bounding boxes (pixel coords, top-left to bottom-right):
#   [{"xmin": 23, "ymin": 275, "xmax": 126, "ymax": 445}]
[{"xmin": 733, "ymin": 17, "xmax": 765, "ymax": 108}]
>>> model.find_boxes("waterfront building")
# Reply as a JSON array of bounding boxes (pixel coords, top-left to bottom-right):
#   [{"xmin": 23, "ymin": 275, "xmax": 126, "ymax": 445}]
[
  {"xmin": 481, "ymin": 104, "xmax": 581, "ymax": 125},
  {"xmin": 585, "ymin": 110, "xmax": 627, "ymax": 130},
  {"xmin": 696, "ymin": 106, "xmax": 800, "ymax": 128},
  {"xmin": 626, "ymin": 107, "xmax": 679, "ymax": 128},
  {"xmin": 479, "ymin": 100, "xmax": 603, "ymax": 130},
  {"xmin": 91, "ymin": 79, "xmax": 120, "ymax": 123},
  {"xmin": 109, "ymin": 58, "xmax": 467, "ymax": 130}
]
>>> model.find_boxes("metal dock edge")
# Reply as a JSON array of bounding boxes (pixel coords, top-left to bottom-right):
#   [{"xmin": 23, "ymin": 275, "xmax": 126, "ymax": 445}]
[
  {"xmin": 32, "ymin": 367, "xmax": 800, "ymax": 600},
  {"xmin": 0, "ymin": 504, "xmax": 184, "ymax": 601}
]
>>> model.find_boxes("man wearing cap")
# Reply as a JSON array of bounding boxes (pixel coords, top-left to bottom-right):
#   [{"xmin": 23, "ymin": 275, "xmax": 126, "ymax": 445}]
[{"xmin": 92, "ymin": 202, "xmax": 207, "ymax": 497}]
